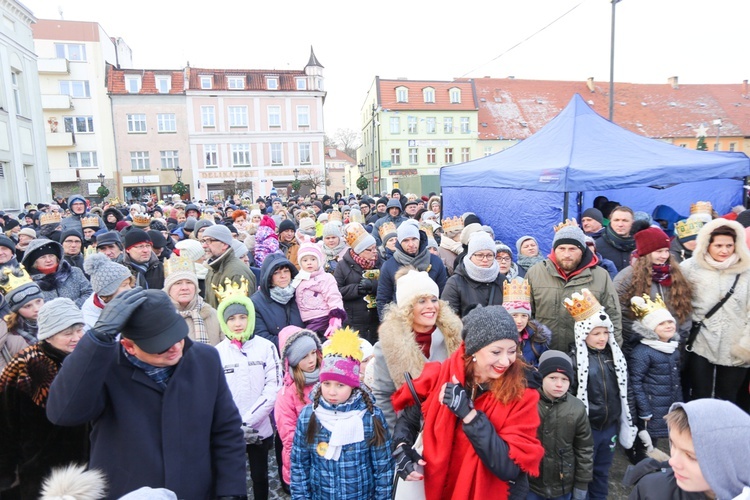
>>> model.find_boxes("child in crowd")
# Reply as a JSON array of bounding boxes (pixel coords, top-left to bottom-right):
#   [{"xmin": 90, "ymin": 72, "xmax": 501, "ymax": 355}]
[
  {"xmin": 214, "ymin": 279, "xmax": 281, "ymax": 500},
  {"xmin": 627, "ymin": 294, "xmax": 682, "ymax": 463},
  {"xmin": 254, "ymin": 215, "xmax": 279, "ymax": 268},
  {"xmin": 528, "ymin": 350, "xmax": 594, "ymax": 500},
  {"xmin": 293, "ymin": 242, "xmax": 346, "ymax": 340},
  {"xmin": 290, "ymin": 327, "xmax": 393, "ymax": 500},
  {"xmin": 565, "ymin": 289, "xmax": 637, "ymax": 500},
  {"xmin": 320, "ymin": 222, "xmax": 347, "ymax": 274},
  {"xmin": 0, "ymin": 266, "xmax": 44, "ymax": 368},
  {"xmin": 502, "ymin": 278, "xmax": 550, "ymax": 367},
  {"xmin": 275, "ymin": 326, "xmax": 322, "ymax": 493}
]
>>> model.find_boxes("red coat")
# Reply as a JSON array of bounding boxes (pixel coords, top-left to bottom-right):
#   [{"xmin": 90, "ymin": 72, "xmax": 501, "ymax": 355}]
[{"xmin": 392, "ymin": 344, "xmax": 544, "ymax": 500}]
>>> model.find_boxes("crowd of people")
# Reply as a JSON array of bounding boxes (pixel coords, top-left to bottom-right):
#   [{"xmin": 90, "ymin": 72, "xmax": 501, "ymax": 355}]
[{"xmin": 0, "ymin": 190, "xmax": 749, "ymax": 500}]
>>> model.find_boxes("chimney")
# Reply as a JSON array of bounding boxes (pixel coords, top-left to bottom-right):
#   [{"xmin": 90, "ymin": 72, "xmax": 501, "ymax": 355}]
[
  {"xmin": 586, "ymin": 77, "xmax": 595, "ymax": 93},
  {"xmin": 328, "ymin": 148, "xmax": 337, "ymax": 158},
  {"xmin": 668, "ymin": 76, "xmax": 679, "ymax": 89}
]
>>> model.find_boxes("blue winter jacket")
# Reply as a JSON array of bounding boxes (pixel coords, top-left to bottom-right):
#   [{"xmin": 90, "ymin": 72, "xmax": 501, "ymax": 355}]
[{"xmin": 291, "ymin": 386, "xmax": 393, "ymax": 500}]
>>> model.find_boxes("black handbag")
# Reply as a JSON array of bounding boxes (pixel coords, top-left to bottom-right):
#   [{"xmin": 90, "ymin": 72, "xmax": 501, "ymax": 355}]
[{"xmin": 685, "ymin": 274, "xmax": 740, "ymax": 352}]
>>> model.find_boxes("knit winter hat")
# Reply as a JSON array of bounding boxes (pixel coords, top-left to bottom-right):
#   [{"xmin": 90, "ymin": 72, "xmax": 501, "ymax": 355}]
[
  {"xmin": 223, "ymin": 303, "xmax": 249, "ymax": 323},
  {"xmin": 320, "ymin": 327, "xmax": 362, "ymax": 388},
  {"xmin": 322, "ymin": 222, "xmax": 343, "ymax": 238},
  {"xmin": 84, "ymin": 253, "xmax": 133, "ymax": 296},
  {"xmin": 634, "ymin": 226, "xmax": 670, "ymax": 257},
  {"xmin": 495, "ymin": 243, "xmax": 513, "ymax": 257},
  {"xmin": 123, "ymin": 228, "xmax": 152, "ymax": 251},
  {"xmin": 0, "ymin": 266, "xmax": 43, "ymax": 312},
  {"xmin": 37, "ymin": 298, "xmax": 83, "ymax": 341},
  {"xmin": 460, "ymin": 223, "xmax": 483, "ymax": 246},
  {"xmin": 462, "ymin": 305, "xmax": 518, "ymax": 356},
  {"xmin": 397, "ymin": 220, "xmax": 420, "ymax": 243},
  {"xmin": 18, "ymin": 227, "xmax": 36, "ymax": 239},
  {"xmin": 630, "ymin": 294, "xmax": 675, "ymax": 333},
  {"xmin": 285, "ymin": 332, "xmax": 319, "ymax": 367},
  {"xmin": 146, "ymin": 230, "xmax": 167, "ymax": 249},
  {"xmin": 298, "ymin": 216, "xmax": 316, "ymax": 233},
  {"xmin": 396, "ymin": 269, "xmax": 439, "ymax": 306},
  {"xmin": 231, "ymin": 239, "xmax": 248, "ymax": 259},
  {"xmin": 581, "ymin": 208, "xmax": 604, "ymax": 225},
  {"xmin": 467, "ymin": 231, "xmax": 496, "ymax": 257},
  {"xmin": 278, "ymin": 219, "xmax": 296, "ymax": 234},
  {"xmin": 736, "ymin": 210, "xmax": 750, "ymax": 228},
  {"xmin": 175, "ymin": 239, "xmax": 205, "ymax": 262},
  {"xmin": 553, "ymin": 225, "xmax": 586, "ymax": 252},
  {"xmin": 669, "ymin": 399, "xmax": 750, "ymax": 500},
  {"xmin": 202, "ymin": 224, "xmax": 233, "ymax": 246},
  {"xmin": 183, "ymin": 217, "xmax": 198, "ymax": 232},
  {"xmin": 193, "ymin": 218, "xmax": 214, "ymax": 236},
  {"xmin": 0, "ymin": 234, "xmax": 16, "ymax": 253},
  {"xmin": 95, "ymin": 231, "xmax": 123, "ymax": 250},
  {"xmin": 538, "ymin": 350, "xmax": 574, "ymax": 382},
  {"xmin": 60, "ymin": 229, "xmax": 83, "ymax": 245},
  {"xmin": 515, "ymin": 236, "xmax": 538, "ymax": 255},
  {"xmin": 297, "ymin": 241, "xmax": 323, "ymax": 267}
]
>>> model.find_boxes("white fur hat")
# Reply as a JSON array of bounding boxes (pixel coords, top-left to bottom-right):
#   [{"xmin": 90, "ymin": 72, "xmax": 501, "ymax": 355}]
[{"xmin": 396, "ymin": 269, "xmax": 439, "ymax": 306}]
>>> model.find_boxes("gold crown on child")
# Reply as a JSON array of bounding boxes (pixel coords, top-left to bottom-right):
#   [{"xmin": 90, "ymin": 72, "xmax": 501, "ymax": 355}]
[
  {"xmin": 630, "ymin": 294, "xmax": 668, "ymax": 320},
  {"xmin": 563, "ymin": 288, "xmax": 601, "ymax": 322},
  {"xmin": 503, "ymin": 278, "xmax": 530, "ymax": 303},
  {"xmin": 212, "ymin": 276, "xmax": 250, "ymax": 302},
  {"xmin": 554, "ymin": 218, "xmax": 579, "ymax": 233},
  {"xmin": 0, "ymin": 266, "xmax": 32, "ymax": 295}
]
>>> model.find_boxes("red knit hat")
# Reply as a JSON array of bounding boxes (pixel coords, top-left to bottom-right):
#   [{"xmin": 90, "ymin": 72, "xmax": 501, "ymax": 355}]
[
  {"xmin": 260, "ymin": 214, "xmax": 276, "ymax": 231},
  {"xmin": 634, "ymin": 227, "xmax": 670, "ymax": 257}
]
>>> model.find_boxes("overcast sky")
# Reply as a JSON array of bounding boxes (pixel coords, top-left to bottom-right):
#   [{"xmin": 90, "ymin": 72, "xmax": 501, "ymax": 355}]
[{"xmin": 23, "ymin": 0, "xmax": 749, "ymax": 137}]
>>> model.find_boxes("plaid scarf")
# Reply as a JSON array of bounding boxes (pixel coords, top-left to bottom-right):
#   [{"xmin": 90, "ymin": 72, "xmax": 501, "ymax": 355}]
[
  {"xmin": 177, "ymin": 295, "xmax": 209, "ymax": 344},
  {"xmin": 123, "ymin": 348, "xmax": 176, "ymax": 389},
  {"xmin": 350, "ymin": 249, "xmax": 376, "ymax": 270},
  {"xmin": 651, "ymin": 263, "xmax": 672, "ymax": 287}
]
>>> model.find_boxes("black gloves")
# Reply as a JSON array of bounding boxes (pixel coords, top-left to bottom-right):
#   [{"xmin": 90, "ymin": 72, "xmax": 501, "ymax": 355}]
[
  {"xmin": 443, "ymin": 381, "xmax": 474, "ymax": 420},
  {"xmin": 358, "ymin": 278, "xmax": 373, "ymax": 295},
  {"xmin": 393, "ymin": 444, "xmax": 424, "ymax": 480},
  {"xmin": 90, "ymin": 287, "xmax": 147, "ymax": 343}
]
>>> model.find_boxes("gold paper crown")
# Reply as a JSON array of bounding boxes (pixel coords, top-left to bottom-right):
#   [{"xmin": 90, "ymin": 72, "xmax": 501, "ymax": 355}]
[
  {"xmin": 39, "ymin": 212, "xmax": 62, "ymax": 226},
  {"xmin": 212, "ymin": 276, "xmax": 250, "ymax": 302},
  {"xmin": 690, "ymin": 201, "xmax": 712, "ymax": 215},
  {"xmin": 323, "ymin": 326, "xmax": 363, "ymax": 361},
  {"xmin": 200, "ymin": 212, "xmax": 214, "ymax": 221},
  {"xmin": 503, "ymin": 278, "xmax": 531, "ymax": 303},
  {"xmin": 379, "ymin": 221, "xmax": 397, "ymax": 240},
  {"xmin": 241, "ymin": 199, "xmax": 253, "ymax": 208},
  {"xmin": 109, "ymin": 197, "xmax": 122, "ymax": 206},
  {"xmin": 132, "ymin": 213, "xmax": 152, "ymax": 227},
  {"xmin": 83, "ymin": 245, "xmax": 97, "ymax": 260},
  {"xmin": 328, "ymin": 211, "xmax": 343, "ymax": 222},
  {"xmin": 345, "ymin": 222, "xmax": 370, "ymax": 249},
  {"xmin": 81, "ymin": 216, "xmax": 100, "ymax": 229},
  {"xmin": 554, "ymin": 218, "xmax": 579, "ymax": 233},
  {"xmin": 563, "ymin": 288, "xmax": 601, "ymax": 322},
  {"xmin": 0, "ymin": 266, "xmax": 33, "ymax": 295},
  {"xmin": 419, "ymin": 222, "xmax": 434, "ymax": 238},
  {"xmin": 442, "ymin": 216, "xmax": 464, "ymax": 233},
  {"xmin": 630, "ymin": 293, "xmax": 668, "ymax": 321},
  {"xmin": 674, "ymin": 218, "xmax": 704, "ymax": 240},
  {"xmin": 164, "ymin": 254, "xmax": 196, "ymax": 278},
  {"xmin": 349, "ymin": 210, "xmax": 365, "ymax": 224}
]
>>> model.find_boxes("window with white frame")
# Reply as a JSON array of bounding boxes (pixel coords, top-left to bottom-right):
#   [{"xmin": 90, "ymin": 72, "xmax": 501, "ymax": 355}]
[
  {"xmin": 64, "ymin": 116, "xmax": 94, "ymax": 133},
  {"xmin": 68, "ymin": 151, "xmax": 98, "ymax": 168},
  {"xmin": 130, "ymin": 151, "xmax": 150, "ymax": 171},
  {"xmin": 426, "ymin": 117, "xmax": 436, "ymax": 134},
  {"xmin": 55, "ymin": 43, "xmax": 86, "ymax": 61},
  {"xmin": 232, "ymin": 144, "xmax": 251, "ymax": 166},
  {"xmin": 160, "ymin": 150, "xmax": 179, "ymax": 169},
  {"xmin": 390, "ymin": 116, "xmax": 400, "ymax": 134},
  {"xmin": 444, "ymin": 117, "xmax": 453, "ymax": 133},
  {"xmin": 408, "ymin": 116, "xmax": 417, "ymax": 134},
  {"xmin": 460, "ymin": 117, "xmax": 470, "ymax": 134},
  {"xmin": 299, "ymin": 143, "xmax": 311, "ymax": 164},
  {"xmin": 450, "ymin": 88, "xmax": 461, "ymax": 103},
  {"xmin": 200, "ymin": 76, "xmax": 212, "ymax": 89},
  {"xmin": 297, "ymin": 106, "xmax": 310, "ymax": 127},
  {"xmin": 155, "ymin": 76, "xmax": 171, "ymax": 94},
  {"xmin": 396, "ymin": 87, "xmax": 408, "ymax": 103},
  {"xmin": 409, "ymin": 148, "xmax": 418, "ymax": 165},
  {"xmin": 268, "ymin": 106, "xmax": 281, "ymax": 127},
  {"xmin": 423, "ymin": 87, "xmax": 435, "ymax": 103},
  {"xmin": 125, "ymin": 76, "xmax": 141, "ymax": 93},
  {"xmin": 228, "ymin": 106, "xmax": 248, "ymax": 127},
  {"xmin": 427, "ymin": 148, "xmax": 436, "ymax": 164},
  {"xmin": 730, "ymin": 143, "xmax": 736, "ymax": 152},
  {"xmin": 270, "ymin": 143, "xmax": 283, "ymax": 165},
  {"xmin": 127, "ymin": 114, "xmax": 147, "ymax": 133},
  {"xmin": 444, "ymin": 148, "xmax": 454, "ymax": 164},
  {"xmin": 157, "ymin": 113, "xmax": 176, "ymax": 133},
  {"xmin": 391, "ymin": 148, "xmax": 401, "ymax": 165},
  {"xmin": 227, "ymin": 76, "xmax": 244, "ymax": 89},
  {"xmin": 59, "ymin": 80, "xmax": 90, "ymax": 98},
  {"xmin": 201, "ymin": 106, "xmax": 215, "ymax": 127},
  {"xmin": 267, "ymin": 77, "xmax": 279, "ymax": 90},
  {"xmin": 484, "ymin": 146, "xmax": 493, "ymax": 157},
  {"xmin": 204, "ymin": 144, "xmax": 218, "ymax": 167},
  {"xmin": 296, "ymin": 78, "xmax": 307, "ymax": 90},
  {"xmin": 11, "ymin": 71, "xmax": 22, "ymax": 115},
  {"xmin": 461, "ymin": 147, "xmax": 470, "ymax": 163}
]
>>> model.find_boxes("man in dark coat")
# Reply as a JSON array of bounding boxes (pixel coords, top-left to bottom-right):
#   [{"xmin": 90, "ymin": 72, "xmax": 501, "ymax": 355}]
[
  {"xmin": 46, "ymin": 288, "xmax": 247, "ymax": 499},
  {"xmin": 596, "ymin": 206, "xmax": 636, "ymax": 272},
  {"xmin": 121, "ymin": 229, "xmax": 165, "ymax": 290}
]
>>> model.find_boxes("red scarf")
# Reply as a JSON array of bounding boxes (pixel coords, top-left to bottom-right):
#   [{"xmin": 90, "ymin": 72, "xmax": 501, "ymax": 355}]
[
  {"xmin": 414, "ymin": 326, "xmax": 436, "ymax": 357},
  {"xmin": 350, "ymin": 249, "xmax": 376, "ymax": 270},
  {"xmin": 392, "ymin": 344, "xmax": 544, "ymax": 500}
]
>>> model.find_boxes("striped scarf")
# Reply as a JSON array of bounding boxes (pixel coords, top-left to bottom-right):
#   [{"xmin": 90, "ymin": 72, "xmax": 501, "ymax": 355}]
[{"xmin": 177, "ymin": 295, "xmax": 209, "ymax": 344}]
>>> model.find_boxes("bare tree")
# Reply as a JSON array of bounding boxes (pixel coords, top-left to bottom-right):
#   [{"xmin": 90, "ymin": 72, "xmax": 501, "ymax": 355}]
[
  {"xmin": 300, "ymin": 168, "xmax": 329, "ymax": 192},
  {"xmin": 333, "ymin": 128, "xmax": 361, "ymax": 159},
  {"xmin": 324, "ymin": 134, "xmax": 338, "ymax": 148}
]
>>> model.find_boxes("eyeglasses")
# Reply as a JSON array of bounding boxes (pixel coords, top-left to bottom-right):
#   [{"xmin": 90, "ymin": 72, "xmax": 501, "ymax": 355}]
[
  {"xmin": 200, "ymin": 238, "xmax": 217, "ymax": 245},
  {"xmin": 496, "ymin": 256, "xmax": 512, "ymax": 263},
  {"xmin": 472, "ymin": 253, "xmax": 495, "ymax": 261},
  {"xmin": 131, "ymin": 244, "xmax": 152, "ymax": 250}
]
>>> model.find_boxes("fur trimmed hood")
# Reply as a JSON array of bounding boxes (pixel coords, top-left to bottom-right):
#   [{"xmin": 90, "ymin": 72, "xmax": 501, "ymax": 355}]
[
  {"xmin": 693, "ymin": 218, "xmax": 750, "ymax": 274},
  {"xmin": 631, "ymin": 319, "xmax": 678, "ymax": 342},
  {"xmin": 376, "ymin": 299, "xmax": 462, "ymax": 388}
]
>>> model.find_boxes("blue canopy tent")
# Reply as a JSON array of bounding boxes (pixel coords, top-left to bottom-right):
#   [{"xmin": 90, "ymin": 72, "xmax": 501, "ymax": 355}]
[{"xmin": 441, "ymin": 94, "xmax": 750, "ymax": 254}]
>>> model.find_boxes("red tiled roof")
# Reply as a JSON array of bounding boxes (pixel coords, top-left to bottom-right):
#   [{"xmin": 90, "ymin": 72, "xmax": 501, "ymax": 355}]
[
  {"xmin": 377, "ymin": 78, "xmax": 477, "ymax": 111},
  {"xmin": 186, "ymin": 68, "xmax": 307, "ymax": 91},
  {"xmin": 325, "ymin": 149, "xmax": 355, "ymax": 163},
  {"xmin": 470, "ymin": 78, "xmax": 750, "ymax": 140},
  {"xmin": 108, "ymin": 67, "xmax": 185, "ymax": 94}
]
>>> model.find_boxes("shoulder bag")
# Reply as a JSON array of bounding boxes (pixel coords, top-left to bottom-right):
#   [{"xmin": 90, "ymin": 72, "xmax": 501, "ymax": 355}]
[
  {"xmin": 685, "ymin": 274, "xmax": 740, "ymax": 352},
  {"xmin": 392, "ymin": 372, "xmax": 426, "ymax": 500}
]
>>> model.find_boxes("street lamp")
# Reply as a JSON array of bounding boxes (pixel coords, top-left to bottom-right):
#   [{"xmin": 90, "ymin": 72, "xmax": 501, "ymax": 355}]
[
  {"xmin": 293, "ymin": 168, "xmax": 299, "ymax": 181},
  {"xmin": 97, "ymin": 173, "xmax": 105, "ymax": 185},
  {"xmin": 358, "ymin": 161, "xmax": 365, "ymax": 175},
  {"xmin": 174, "ymin": 165, "xmax": 183, "ymax": 182},
  {"xmin": 713, "ymin": 119, "xmax": 722, "ymax": 151}
]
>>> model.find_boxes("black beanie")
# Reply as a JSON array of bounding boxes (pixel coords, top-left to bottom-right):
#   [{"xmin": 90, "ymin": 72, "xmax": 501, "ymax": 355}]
[
  {"xmin": 463, "ymin": 213, "xmax": 482, "ymax": 227},
  {"xmin": 538, "ymin": 350, "xmax": 574, "ymax": 382},
  {"xmin": 124, "ymin": 228, "xmax": 151, "ymax": 250},
  {"xmin": 737, "ymin": 210, "xmax": 750, "ymax": 228},
  {"xmin": 278, "ymin": 219, "xmax": 296, "ymax": 234},
  {"xmin": 581, "ymin": 208, "xmax": 604, "ymax": 225},
  {"xmin": 59, "ymin": 229, "xmax": 83, "ymax": 244},
  {"xmin": 0, "ymin": 235, "xmax": 16, "ymax": 253},
  {"xmin": 146, "ymin": 230, "xmax": 167, "ymax": 249}
]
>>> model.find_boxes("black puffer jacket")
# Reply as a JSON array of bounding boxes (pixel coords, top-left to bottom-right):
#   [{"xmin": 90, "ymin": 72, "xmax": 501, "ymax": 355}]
[
  {"xmin": 333, "ymin": 249, "xmax": 381, "ymax": 344},
  {"xmin": 625, "ymin": 458, "xmax": 707, "ymax": 499},
  {"xmin": 570, "ymin": 344, "xmax": 622, "ymax": 431},
  {"xmin": 440, "ymin": 260, "xmax": 505, "ymax": 318},
  {"xmin": 627, "ymin": 322, "xmax": 682, "ymax": 438}
]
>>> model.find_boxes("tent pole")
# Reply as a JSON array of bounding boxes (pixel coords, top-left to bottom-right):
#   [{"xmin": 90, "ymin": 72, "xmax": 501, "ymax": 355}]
[
  {"xmin": 563, "ymin": 192, "xmax": 569, "ymax": 220},
  {"xmin": 576, "ymin": 192, "xmax": 583, "ymax": 221}
]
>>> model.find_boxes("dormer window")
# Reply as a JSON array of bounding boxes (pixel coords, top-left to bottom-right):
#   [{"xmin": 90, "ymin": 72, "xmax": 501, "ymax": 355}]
[
  {"xmin": 227, "ymin": 76, "xmax": 244, "ymax": 89},
  {"xmin": 396, "ymin": 87, "xmax": 408, "ymax": 103},
  {"xmin": 296, "ymin": 78, "xmax": 307, "ymax": 90},
  {"xmin": 125, "ymin": 76, "xmax": 141, "ymax": 93},
  {"xmin": 267, "ymin": 77, "xmax": 279, "ymax": 90},
  {"xmin": 423, "ymin": 87, "xmax": 435, "ymax": 103},
  {"xmin": 449, "ymin": 87, "xmax": 461, "ymax": 104},
  {"xmin": 156, "ymin": 76, "xmax": 171, "ymax": 94},
  {"xmin": 200, "ymin": 75, "xmax": 212, "ymax": 89}
]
